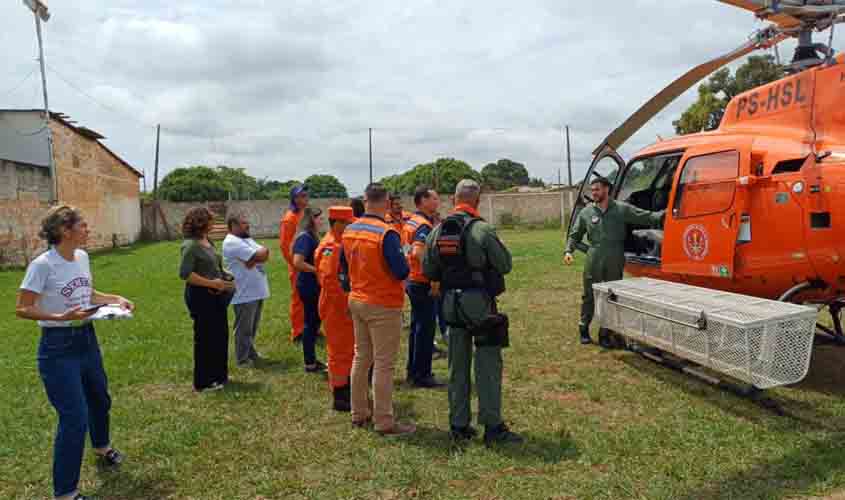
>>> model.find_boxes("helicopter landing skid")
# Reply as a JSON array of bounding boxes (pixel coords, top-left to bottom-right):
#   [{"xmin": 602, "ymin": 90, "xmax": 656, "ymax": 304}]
[
  {"xmin": 627, "ymin": 343, "xmax": 784, "ymax": 416},
  {"xmin": 815, "ymin": 302, "xmax": 845, "ymax": 346}
]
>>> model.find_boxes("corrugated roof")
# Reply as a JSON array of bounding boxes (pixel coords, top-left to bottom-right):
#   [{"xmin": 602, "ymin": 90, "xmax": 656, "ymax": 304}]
[{"xmin": 0, "ymin": 109, "xmax": 143, "ymax": 177}]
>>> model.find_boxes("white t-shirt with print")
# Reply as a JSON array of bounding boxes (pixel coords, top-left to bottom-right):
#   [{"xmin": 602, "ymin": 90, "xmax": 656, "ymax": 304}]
[
  {"xmin": 222, "ymin": 234, "xmax": 270, "ymax": 305},
  {"xmin": 20, "ymin": 248, "xmax": 94, "ymax": 328}
]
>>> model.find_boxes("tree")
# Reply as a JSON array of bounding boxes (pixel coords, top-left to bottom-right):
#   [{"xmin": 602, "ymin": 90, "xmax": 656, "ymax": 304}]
[
  {"xmin": 381, "ymin": 158, "xmax": 482, "ymax": 195},
  {"xmin": 217, "ymin": 166, "xmax": 259, "ymax": 200},
  {"xmin": 481, "ymin": 159, "xmax": 530, "ymax": 191},
  {"xmin": 303, "ymin": 174, "xmax": 348, "ymax": 198},
  {"xmin": 158, "ymin": 166, "xmax": 229, "ymax": 202},
  {"xmin": 674, "ymin": 55, "xmax": 785, "ymax": 135},
  {"xmin": 258, "ymin": 179, "xmax": 301, "ymax": 200}
]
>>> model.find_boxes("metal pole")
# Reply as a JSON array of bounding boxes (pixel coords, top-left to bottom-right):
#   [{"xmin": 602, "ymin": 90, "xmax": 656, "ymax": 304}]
[
  {"xmin": 368, "ymin": 128, "xmax": 373, "ymax": 184},
  {"xmin": 565, "ymin": 125, "xmax": 573, "ymax": 187},
  {"xmin": 34, "ymin": 10, "xmax": 56, "ymax": 203},
  {"xmin": 153, "ymin": 124, "xmax": 161, "ymax": 199}
]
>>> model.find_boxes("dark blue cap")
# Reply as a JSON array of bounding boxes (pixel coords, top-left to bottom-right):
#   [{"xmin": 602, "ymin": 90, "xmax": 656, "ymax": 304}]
[{"xmin": 289, "ymin": 184, "xmax": 308, "ymax": 211}]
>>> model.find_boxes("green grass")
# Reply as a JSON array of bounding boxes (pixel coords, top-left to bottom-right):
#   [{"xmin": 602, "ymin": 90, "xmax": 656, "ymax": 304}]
[{"xmin": 3, "ymin": 230, "xmax": 845, "ymax": 499}]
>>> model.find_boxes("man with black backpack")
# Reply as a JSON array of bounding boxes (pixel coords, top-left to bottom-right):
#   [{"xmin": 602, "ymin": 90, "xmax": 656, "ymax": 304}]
[{"xmin": 423, "ymin": 179, "xmax": 523, "ymax": 446}]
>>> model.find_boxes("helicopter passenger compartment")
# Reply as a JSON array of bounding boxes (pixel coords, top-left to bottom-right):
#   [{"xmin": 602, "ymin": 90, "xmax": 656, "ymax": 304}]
[{"xmin": 616, "ymin": 153, "xmax": 682, "ymax": 265}]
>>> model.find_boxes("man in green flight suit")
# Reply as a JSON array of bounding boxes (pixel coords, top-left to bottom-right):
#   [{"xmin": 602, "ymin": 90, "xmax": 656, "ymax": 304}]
[
  {"xmin": 564, "ymin": 177, "xmax": 664, "ymax": 348},
  {"xmin": 423, "ymin": 179, "xmax": 522, "ymax": 446}
]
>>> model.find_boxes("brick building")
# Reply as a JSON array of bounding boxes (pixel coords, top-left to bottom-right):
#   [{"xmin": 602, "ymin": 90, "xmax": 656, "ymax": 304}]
[{"xmin": 0, "ymin": 109, "xmax": 143, "ymax": 266}]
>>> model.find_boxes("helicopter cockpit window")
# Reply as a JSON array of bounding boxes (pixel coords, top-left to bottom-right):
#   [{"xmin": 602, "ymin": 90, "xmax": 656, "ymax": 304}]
[
  {"xmin": 592, "ymin": 156, "xmax": 620, "ymax": 186},
  {"xmin": 617, "ymin": 155, "xmax": 681, "ymax": 212},
  {"xmin": 673, "ymin": 150, "xmax": 739, "ymax": 219}
]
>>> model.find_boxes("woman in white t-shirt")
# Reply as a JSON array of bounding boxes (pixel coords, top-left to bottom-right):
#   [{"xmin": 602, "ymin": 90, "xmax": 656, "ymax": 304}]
[{"xmin": 16, "ymin": 205, "xmax": 134, "ymax": 500}]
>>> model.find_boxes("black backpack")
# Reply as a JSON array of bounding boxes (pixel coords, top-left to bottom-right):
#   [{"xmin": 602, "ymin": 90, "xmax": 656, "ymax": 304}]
[{"xmin": 433, "ymin": 213, "xmax": 505, "ymax": 297}]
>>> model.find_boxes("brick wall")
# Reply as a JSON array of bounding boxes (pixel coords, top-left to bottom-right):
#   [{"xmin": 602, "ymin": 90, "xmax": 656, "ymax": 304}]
[
  {"xmin": 50, "ymin": 120, "xmax": 142, "ymax": 250},
  {"xmin": 0, "ymin": 160, "xmax": 51, "ymax": 266},
  {"xmin": 0, "ymin": 120, "xmax": 143, "ymax": 267}
]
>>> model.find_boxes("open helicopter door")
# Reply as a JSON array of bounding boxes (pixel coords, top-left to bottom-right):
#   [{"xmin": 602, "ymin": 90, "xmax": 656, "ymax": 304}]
[
  {"xmin": 661, "ymin": 140, "xmax": 752, "ymax": 279},
  {"xmin": 567, "ymin": 146, "xmax": 626, "ymax": 234}
]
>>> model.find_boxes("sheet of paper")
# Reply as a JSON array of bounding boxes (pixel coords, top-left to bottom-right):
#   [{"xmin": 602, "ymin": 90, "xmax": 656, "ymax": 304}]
[{"xmin": 89, "ymin": 305, "xmax": 134, "ymax": 321}]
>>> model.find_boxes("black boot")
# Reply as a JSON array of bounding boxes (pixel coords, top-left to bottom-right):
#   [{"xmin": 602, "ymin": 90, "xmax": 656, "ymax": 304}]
[
  {"xmin": 450, "ymin": 425, "xmax": 478, "ymax": 443},
  {"xmin": 598, "ymin": 328, "xmax": 612, "ymax": 349},
  {"xmin": 610, "ymin": 331, "xmax": 628, "ymax": 350},
  {"xmin": 332, "ymin": 385, "xmax": 351, "ymax": 412},
  {"xmin": 484, "ymin": 423, "xmax": 524, "ymax": 446},
  {"xmin": 579, "ymin": 325, "xmax": 592, "ymax": 345}
]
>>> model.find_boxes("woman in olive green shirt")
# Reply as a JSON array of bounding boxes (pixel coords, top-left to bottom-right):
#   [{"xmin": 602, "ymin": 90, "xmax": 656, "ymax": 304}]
[{"xmin": 179, "ymin": 207, "xmax": 235, "ymax": 391}]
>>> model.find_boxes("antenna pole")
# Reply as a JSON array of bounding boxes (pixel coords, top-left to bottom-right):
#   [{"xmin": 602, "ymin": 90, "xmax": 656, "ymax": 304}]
[
  {"xmin": 32, "ymin": 6, "xmax": 56, "ymax": 203},
  {"xmin": 565, "ymin": 125, "xmax": 573, "ymax": 187},
  {"xmin": 153, "ymin": 124, "xmax": 161, "ymax": 200},
  {"xmin": 368, "ymin": 127, "xmax": 373, "ymax": 184}
]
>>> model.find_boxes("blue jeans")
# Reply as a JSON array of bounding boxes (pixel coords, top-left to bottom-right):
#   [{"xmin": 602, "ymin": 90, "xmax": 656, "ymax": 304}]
[
  {"xmin": 38, "ymin": 324, "xmax": 111, "ymax": 498},
  {"xmin": 299, "ymin": 286, "xmax": 321, "ymax": 365},
  {"xmin": 406, "ymin": 282, "xmax": 436, "ymax": 381}
]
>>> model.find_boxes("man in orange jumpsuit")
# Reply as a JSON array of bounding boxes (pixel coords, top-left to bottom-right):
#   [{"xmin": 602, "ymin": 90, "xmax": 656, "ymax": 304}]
[
  {"xmin": 279, "ymin": 184, "xmax": 309, "ymax": 341},
  {"xmin": 314, "ymin": 206, "xmax": 356, "ymax": 412}
]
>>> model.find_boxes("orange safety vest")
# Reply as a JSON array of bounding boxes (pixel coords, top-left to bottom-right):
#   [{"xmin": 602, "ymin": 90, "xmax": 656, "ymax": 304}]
[
  {"xmin": 402, "ymin": 212, "xmax": 433, "ymax": 284},
  {"xmin": 387, "ymin": 211, "xmax": 411, "ymax": 242},
  {"xmin": 342, "ymin": 215, "xmax": 405, "ymax": 309}
]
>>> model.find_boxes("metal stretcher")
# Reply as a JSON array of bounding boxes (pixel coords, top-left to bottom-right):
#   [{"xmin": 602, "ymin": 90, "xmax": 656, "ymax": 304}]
[{"xmin": 593, "ymin": 278, "xmax": 817, "ymax": 389}]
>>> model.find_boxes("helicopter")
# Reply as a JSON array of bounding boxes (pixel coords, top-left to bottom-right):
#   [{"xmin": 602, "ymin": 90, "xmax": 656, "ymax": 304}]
[{"xmin": 571, "ymin": 0, "xmax": 845, "ymax": 344}]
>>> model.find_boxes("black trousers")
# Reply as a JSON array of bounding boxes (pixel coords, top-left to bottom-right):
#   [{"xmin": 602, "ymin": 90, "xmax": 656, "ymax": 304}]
[
  {"xmin": 298, "ymin": 285, "xmax": 321, "ymax": 366},
  {"xmin": 185, "ymin": 285, "xmax": 230, "ymax": 390}
]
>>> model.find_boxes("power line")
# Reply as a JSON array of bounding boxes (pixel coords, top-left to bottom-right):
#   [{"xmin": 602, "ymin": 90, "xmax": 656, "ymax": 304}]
[
  {"xmin": 0, "ymin": 66, "xmax": 38, "ymax": 99},
  {"xmin": 45, "ymin": 62, "xmax": 155, "ymax": 131}
]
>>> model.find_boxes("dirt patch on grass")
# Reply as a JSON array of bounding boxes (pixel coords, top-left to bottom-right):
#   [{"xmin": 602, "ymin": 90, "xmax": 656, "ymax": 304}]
[
  {"xmin": 538, "ymin": 389, "xmax": 648, "ymax": 429},
  {"xmin": 134, "ymin": 383, "xmax": 187, "ymax": 401}
]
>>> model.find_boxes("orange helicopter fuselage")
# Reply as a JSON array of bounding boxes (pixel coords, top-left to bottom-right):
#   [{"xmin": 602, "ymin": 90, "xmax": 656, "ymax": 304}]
[{"xmin": 623, "ymin": 54, "xmax": 845, "ymax": 303}]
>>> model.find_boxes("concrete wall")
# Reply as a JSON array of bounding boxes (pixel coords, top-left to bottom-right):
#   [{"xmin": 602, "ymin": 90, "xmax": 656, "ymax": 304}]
[
  {"xmin": 0, "ymin": 111, "xmax": 51, "ymax": 167},
  {"xmin": 142, "ymin": 190, "xmax": 577, "ymax": 242}
]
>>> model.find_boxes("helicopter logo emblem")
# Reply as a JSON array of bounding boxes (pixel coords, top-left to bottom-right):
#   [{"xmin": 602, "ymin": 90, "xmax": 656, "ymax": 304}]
[{"xmin": 683, "ymin": 224, "xmax": 709, "ymax": 261}]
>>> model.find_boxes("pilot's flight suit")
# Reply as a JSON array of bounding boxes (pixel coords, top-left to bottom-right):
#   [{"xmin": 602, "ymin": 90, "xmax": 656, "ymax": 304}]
[
  {"xmin": 423, "ymin": 204, "xmax": 513, "ymax": 435},
  {"xmin": 565, "ymin": 200, "xmax": 664, "ymax": 343}
]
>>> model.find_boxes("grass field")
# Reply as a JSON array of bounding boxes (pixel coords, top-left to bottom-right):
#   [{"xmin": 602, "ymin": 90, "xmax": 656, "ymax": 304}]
[{"xmin": 3, "ymin": 229, "xmax": 845, "ymax": 500}]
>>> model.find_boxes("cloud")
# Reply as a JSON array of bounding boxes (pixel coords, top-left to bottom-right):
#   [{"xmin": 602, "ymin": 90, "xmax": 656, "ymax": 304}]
[{"xmin": 1, "ymin": 0, "xmax": 835, "ymax": 194}]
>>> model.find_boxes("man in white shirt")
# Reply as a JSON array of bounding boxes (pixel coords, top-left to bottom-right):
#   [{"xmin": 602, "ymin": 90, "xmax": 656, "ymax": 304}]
[{"xmin": 222, "ymin": 213, "xmax": 271, "ymax": 367}]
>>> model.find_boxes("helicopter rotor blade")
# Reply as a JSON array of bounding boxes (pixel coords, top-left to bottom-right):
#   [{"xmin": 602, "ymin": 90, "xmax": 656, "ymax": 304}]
[
  {"xmin": 716, "ymin": 0, "xmax": 802, "ymax": 29},
  {"xmin": 717, "ymin": 1, "xmax": 845, "ymax": 29},
  {"xmin": 592, "ymin": 27, "xmax": 787, "ymax": 155}
]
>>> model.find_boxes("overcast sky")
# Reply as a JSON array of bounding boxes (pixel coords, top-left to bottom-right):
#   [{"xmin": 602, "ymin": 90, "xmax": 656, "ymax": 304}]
[{"xmin": 2, "ymin": 1, "xmax": 839, "ymax": 194}]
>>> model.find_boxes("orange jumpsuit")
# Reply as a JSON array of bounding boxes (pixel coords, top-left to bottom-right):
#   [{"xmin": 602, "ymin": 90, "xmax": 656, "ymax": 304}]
[
  {"xmin": 314, "ymin": 231, "xmax": 355, "ymax": 389},
  {"xmin": 279, "ymin": 209, "xmax": 305, "ymax": 341}
]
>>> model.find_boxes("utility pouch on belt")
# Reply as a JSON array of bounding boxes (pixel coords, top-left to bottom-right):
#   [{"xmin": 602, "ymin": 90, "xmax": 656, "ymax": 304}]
[{"xmin": 472, "ymin": 313, "xmax": 509, "ymax": 348}]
